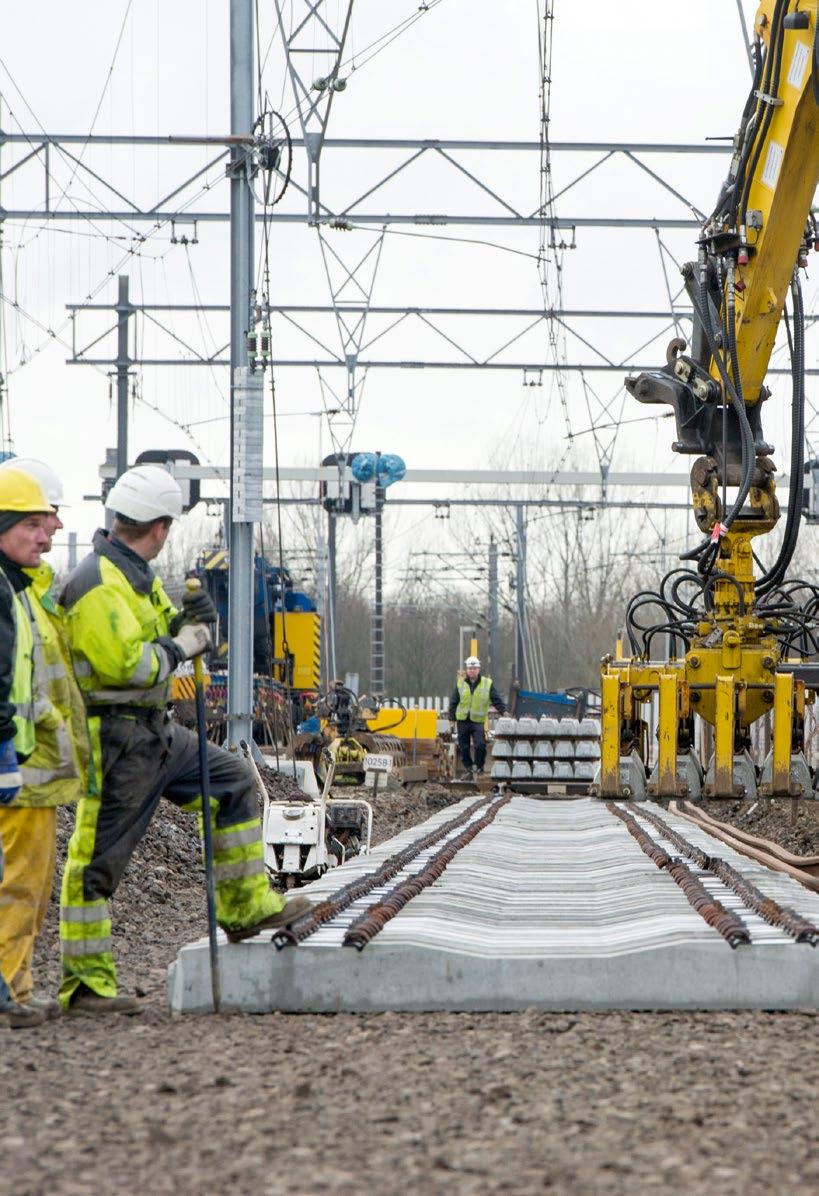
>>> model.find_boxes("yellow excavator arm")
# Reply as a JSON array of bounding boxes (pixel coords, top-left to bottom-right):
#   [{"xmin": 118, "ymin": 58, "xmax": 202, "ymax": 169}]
[
  {"xmin": 599, "ymin": 1, "xmax": 819, "ymax": 801},
  {"xmin": 731, "ymin": 1, "xmax": 819, "ymax": 404}
]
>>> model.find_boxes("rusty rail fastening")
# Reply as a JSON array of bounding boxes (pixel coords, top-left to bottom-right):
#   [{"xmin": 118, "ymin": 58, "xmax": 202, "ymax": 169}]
[
  {"xmin": 605, "ymin": 803, "xmax": 751, "ymax": 948},
  {"xmin": 626, "ymin": 803, "xmax": 819, "ymax": 946},
  {"xmin": 343, "ymin": 793, "xmax": 513, "ymax": 951},
  {"xmin": 272, "ymin": 795, "xmax": 495, "ymax": 950}
]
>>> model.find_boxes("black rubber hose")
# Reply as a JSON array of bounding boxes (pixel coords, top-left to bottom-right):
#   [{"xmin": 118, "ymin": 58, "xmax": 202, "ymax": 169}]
[
  {"xmin": 757, "ymin": 274, "xmax": 805, "ymax": 596},
  {"xmin": 661, "ymin": 568, "xmax": 707, "ymax": 617},
  {"xmin": 722, "ymin": 37, "xmax": 765, "ymax": 225},
  {"xmin": 702, "ymin": 570, "xmax": 746, "ymax": 616},
  {"xmin": 737, "ymin": 0, "xmax": 787, "ymax": 230}
]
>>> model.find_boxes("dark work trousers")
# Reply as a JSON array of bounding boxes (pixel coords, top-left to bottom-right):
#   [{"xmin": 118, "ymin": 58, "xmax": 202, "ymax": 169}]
[
  {"xmin": 83, "ymin": 711, "xmax": 258, "ymax": 901},
  {"xmin": 457, "ymin": 719, "xmax": 487, "ymax": 771}
]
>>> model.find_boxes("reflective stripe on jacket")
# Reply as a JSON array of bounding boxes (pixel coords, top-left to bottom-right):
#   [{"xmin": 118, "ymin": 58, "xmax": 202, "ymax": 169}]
[
  {"xmin": 0, "ymin": 562, "xmax": 36, "ymax": 751},
  {"xmin": 455, "ymin": 675, "xmax": 492, "ymax": 722},
  {"xmin": 59, "ymin": 530, "xmax": 180, "ymax": 710},
  {"xmin": 10, "ymin": 562, "xmax": 90, "ymax": 806},
  {"xmin": 8, "ymin": 583, "xmax": 35, "ymax": 759}
]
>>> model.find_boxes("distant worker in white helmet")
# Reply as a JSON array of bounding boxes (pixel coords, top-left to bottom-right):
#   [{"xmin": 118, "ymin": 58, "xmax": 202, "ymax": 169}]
[
  {"xmin": 448, "ymin": 655, "xmax": 506, "ymax": 780},
  {"xmin": 56, "ymin": 464, "xmax": 310, "ymax": 1015}
]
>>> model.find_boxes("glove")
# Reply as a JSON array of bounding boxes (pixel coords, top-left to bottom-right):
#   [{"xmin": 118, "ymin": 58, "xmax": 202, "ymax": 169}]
[
  {"xmin": 0, "ymin": 738, "xmax": 22, "ymax": 805},
  {"xmin": 172, "ymin": 622, "xmax": 212, "ymax": 660},
  {"xmin": 181, "ymin": 588, "xmax": 218, "ymax": 625}
]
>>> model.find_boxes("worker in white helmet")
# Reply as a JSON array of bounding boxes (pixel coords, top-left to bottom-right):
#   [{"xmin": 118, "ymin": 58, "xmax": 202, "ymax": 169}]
[
  {"xmin": 56, "ymin": 464, "xmax": 309, "ymax": 1015},
  {"xmin": 0, "ymin": 458, "xmax": 89, "ymax": 1023},
  {"xmin": 448, "ymin": 655, "xmax": 507, "ymax": 780}
]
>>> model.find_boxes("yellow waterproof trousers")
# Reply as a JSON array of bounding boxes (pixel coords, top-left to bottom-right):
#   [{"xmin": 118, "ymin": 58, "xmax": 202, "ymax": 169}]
[{"xmin": 0, "ymin": 806, "xmax": 57, "ymax": 1000}]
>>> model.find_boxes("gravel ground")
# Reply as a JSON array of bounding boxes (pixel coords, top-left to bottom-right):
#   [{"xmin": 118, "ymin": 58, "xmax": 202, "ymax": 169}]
[
  {"xmin": 3, "ymin": 782, "xmax": 818, "ymax": 1195},
  {"xmin": 701, "ymin": 798, "xmax": 819, "ymax": 855}
]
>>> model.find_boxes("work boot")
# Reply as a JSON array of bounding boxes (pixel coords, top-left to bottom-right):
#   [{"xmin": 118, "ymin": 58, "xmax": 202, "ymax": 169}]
[
  {"xmin": 68, "ymin": 984, "xmax": 142, "ymax": 1016},
  {"xmin": 19, "ymin": 994, "xmax": 62, "ymax": 1020},
  {"xmin": 0, "ymin": 995, "xmax": 47, "ymax": 1029},
  {"xmin": 225, "ymin": 895, "xmax": 314, "ymax": 943},
  {"xmin": 458, "ymin": 768, "xmax": 475, "ymax": 782}
]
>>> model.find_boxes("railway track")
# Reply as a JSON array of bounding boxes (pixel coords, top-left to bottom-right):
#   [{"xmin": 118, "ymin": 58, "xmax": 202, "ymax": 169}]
[
  {"xmin": 170, "ymin": 793, "xmax": 819, "ymax": 1014},
  {"xmin": 671, "ymin": 801, "xmax": 819, "ymax": 892}
]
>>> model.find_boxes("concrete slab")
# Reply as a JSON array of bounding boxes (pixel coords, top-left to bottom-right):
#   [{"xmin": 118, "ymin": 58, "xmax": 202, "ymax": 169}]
[{"xmin": 168, "ymin": 797, "xmax": 819, "ymax": 1013}]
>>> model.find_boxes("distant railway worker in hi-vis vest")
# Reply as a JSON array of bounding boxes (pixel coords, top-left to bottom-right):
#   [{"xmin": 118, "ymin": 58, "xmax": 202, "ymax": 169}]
[
  {"xmin": 449, "ymin": 656, "xmax": 506, "ymax": 780},
  {"xmin": 57, "ymin": 464, "xmax": 310, "ymax": 1016},
  {"xmin": 0, "ymin": 461, "xmax": 90, "ymax": 1028}
]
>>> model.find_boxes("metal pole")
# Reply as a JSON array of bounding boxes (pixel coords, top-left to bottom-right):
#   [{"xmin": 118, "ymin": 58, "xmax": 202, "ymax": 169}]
[
  {"xmin": 515, "ymin": 504, "xmax": 527, "ymax": 689},
  {"xmin": 67, "ymin": 531, "xmax": 78, "ymax": 571},
  {"xmin": 115, "ymin": 275, "xmax": 130, "ymax": 480},
  {"xmin": 0, "ymin": 96, "xmax": 5, "ymax": 457},
  {"xmin": 315, "ymin": 523, "xmax": 327, "ymax": 687},
  {"xmin": 314, "ymin": 414, "xmax": 326, "ymax": 686},
  {"xmin": 327, "ymin": 509, "xmax": 338, "ymax": 680},
  {"xmin": 488, "ymin": 535, "xmax": 498, "ymax": 677},
  {"xmin": 104, "ymin": 275, "xmax": 132, "ymax": 532},
  {"xmin": 371, "ymin": 488, "xmax": 385, "ymax": 695},
  {"xmin": 227, "ymin": 0, "xmax": 256, "ymax": 747}
]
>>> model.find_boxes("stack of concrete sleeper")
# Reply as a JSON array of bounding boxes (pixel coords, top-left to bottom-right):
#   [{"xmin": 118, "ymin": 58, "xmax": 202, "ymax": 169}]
[{"xmin": 490, "ymin": 715, "xmax": 601, "ymax": 782}]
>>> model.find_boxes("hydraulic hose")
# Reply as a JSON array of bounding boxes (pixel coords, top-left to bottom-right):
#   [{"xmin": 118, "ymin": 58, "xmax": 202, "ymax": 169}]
[
  {"xmin": 757, "ymin": 272, "xmax": 805, "ymax": 596},
  {"xmin": 719, "ymin": 41, "xmax": 764, "ymax": 226},
  {"xmin": 737, "ymin": 0, "xmax": 787, "ymax": 231}
]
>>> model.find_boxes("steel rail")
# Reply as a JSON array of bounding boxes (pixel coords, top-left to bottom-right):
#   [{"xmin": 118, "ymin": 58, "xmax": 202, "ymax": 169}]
[
  {"xmin": 343, "ymin": 793, "xmax": 512, "ymax": 949},
  {"xmin": 672, "ymin": 802, "xmax": 819, "ymax": 892},
  {"xmin": 628, "ymin": 804, "xmax": 819, "ymax": 944},
  {"xmin": 273, "ymin": 794, "xmax": 493, "ymax": 948},
  {"xmin": 605, "ymin": 802, "xmax": 751, "ymax": 947}
]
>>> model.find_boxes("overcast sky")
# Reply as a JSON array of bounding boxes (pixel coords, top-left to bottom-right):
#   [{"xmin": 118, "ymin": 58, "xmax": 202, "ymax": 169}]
[{"xmin": 0, "ymin": 1, "xmax": 815, "ymax": 582}]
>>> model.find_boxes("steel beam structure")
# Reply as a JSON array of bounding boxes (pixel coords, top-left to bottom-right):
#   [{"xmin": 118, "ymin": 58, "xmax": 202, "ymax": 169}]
[
  {"xmin": 227, "ymin": 0, "xmax": 257, "ymax": 748},
  {"xmin": 0, "ymin": 132, "xmax": 747, "ymax": 231},
  {"xmin": 69, "ymin": 354, "xmax": 819, "ymax": 377},
  {"xmin": 514, "ymin": 505, "xmax": 527, "ymax": 688},
  {"xmin": 94, "ymin": 462, "xmax": 741, "ymax": 489}
]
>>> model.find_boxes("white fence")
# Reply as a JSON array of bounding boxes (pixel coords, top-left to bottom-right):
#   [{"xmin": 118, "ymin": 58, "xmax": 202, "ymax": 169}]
[{"xmin": 396, "ymin": 695, "xmax": 451, "ymax": 713}]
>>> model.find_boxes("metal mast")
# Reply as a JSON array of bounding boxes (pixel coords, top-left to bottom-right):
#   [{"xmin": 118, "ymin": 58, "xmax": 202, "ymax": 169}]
[
  {"xmin": 227, "ymin": 0, "xmax": 258, "ymax": 747},
  {"xmin": 488, "ymin": 535, "xmax": 498, "ymax": 678},
  {"xmin": 371, "ymin": 488, "xmax": 385, "ymax": 695},
  {"xmin": 514, "ymin": 505, "xmax": 527, "ymax": 689},
  {"xmin": 115, "ymin": 275, "xmax": 131, "ymax": 482}
]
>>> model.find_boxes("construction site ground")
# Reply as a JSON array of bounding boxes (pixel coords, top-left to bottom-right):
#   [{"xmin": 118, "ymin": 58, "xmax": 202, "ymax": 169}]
[{"xmin": 2, "ymin": 785, "xmax": 818, "ymax": 1195}]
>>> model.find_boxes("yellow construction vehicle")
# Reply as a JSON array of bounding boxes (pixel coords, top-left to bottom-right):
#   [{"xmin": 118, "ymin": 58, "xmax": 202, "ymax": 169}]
[{"xmin": 598, "ymin": 0, "xmax": 819, "ymax": 800}]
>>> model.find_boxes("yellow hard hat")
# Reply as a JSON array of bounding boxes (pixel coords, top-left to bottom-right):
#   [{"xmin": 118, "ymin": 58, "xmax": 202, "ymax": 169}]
[{"xmin": 0, "ymin": 467, "xmax": 55, "ymax": 514}]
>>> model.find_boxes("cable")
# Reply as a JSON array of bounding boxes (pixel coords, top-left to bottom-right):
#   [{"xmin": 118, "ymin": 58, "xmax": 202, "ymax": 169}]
[{"xmin": 757, "ymin": 271, "xmax": 805, "ymax": 596}]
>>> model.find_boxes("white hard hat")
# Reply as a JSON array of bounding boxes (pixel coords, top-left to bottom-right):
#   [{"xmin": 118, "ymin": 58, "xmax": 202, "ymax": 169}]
[
  {"xmin": 0, "ymin": 456, "xmax": 65, "ymax": 506},
  {"xmin": 105, "ymin": 464, "xmax": 183, "ymax": 522},
  {"xmin": 465, "ymin": 655, "xmax": 481, "ymax": 668}
]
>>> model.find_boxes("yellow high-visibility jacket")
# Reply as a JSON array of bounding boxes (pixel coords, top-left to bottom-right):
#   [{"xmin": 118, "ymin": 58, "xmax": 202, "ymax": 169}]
[
  {"xmin": 8, "ymin": 562, "xmax": 90, "ymax": 807},
  {"xmin": 0, "ymin": 565, "xmax": 35, "ymax": 761},
  {"xmin": 59, "ymin": 529, "xmax": 182, "ymax": 710}
]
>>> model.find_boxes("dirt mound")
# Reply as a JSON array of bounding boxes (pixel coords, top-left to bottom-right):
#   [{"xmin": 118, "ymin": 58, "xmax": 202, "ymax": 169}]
[
  {"xmin": 257, "ymin": 762, "xmax": 309, "ymax": 802},
  {"xmin": 701, "ymin": 798, "xmax": 819, "ymax": 856}
]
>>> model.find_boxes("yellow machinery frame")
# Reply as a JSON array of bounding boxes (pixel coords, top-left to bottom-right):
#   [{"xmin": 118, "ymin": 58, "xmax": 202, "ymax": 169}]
[{"xmin": 598, "ymin": 1, "xmax": 819, "ymax": 798}]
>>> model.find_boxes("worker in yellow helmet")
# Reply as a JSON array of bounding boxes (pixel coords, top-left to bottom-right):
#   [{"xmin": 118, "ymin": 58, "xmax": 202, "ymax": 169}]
[
  {"xmin": 0, "ymin": 458, "xmax": 89, "ymax": 1025},
  {"xmin": 57, "ymin": 464, "xmax": 310, "ymax": 1015},
  {"xmin": 0, "ymin": 467, "xmax": 67, "ymax": 1028}
]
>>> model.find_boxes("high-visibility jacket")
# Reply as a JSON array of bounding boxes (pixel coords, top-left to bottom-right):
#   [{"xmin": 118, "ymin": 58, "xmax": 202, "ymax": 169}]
[
  {"xmin": 455, "ymin": 675, "xmax": 493, "ymax": 722},
  {"xmin": 60, "ymin": 530, "xmax": 182, "ymax": 710},
  {"xmin": 3, "ymin": 577, "xmax": 35, "ymax": 760},
  {"xmin": 8, "ymin": 563, "xmax": 90, "ymax": 807}
]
